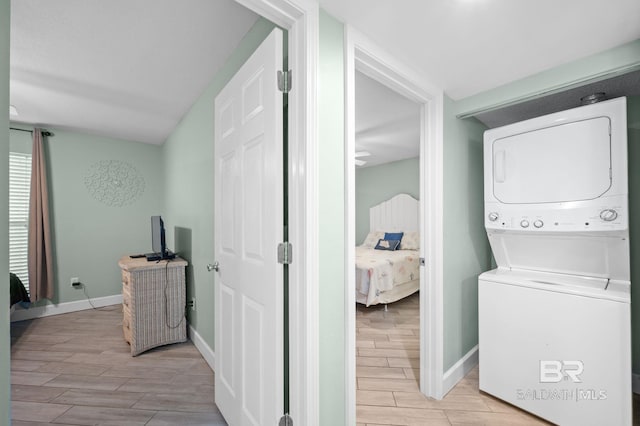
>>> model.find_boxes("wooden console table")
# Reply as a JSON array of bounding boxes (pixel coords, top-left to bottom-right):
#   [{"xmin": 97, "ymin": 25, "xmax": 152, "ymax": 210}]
[{"xmin": 118, "ymin": 255, "xmax": 188, "ymax": 356}]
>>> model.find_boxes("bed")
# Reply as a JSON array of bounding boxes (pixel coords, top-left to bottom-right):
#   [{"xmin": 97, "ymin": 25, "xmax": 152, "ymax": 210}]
[{"xmin": 356, "ymin": 193, "xmax": 420, "ymax": 306}]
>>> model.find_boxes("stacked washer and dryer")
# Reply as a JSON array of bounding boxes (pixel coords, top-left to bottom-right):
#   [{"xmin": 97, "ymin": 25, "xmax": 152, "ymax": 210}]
[{"xmin": 479, "ymin": 97, "xmax": 631, "ymax": 425}]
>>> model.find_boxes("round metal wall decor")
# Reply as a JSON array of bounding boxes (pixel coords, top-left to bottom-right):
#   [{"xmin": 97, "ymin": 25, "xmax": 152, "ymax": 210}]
[{"xmin": 84, "ymin": 160, "xmax": 145, "ymax": 207}]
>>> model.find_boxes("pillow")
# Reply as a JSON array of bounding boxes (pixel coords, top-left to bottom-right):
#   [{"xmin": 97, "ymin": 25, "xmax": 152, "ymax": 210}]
[
  {"xmin": 374, "ymin": 238, "xmax": 401, "ymax": 251},
  {"xmin": 362, "ymin": 231, "xmax": 384, "ymax": 248},
  {"xmin": 384, "ymin": 232, "xmax": 404, "ymax": 242},
  {"xmin": 400, "ymin": 231, "xmax": 420, "ymax": 250}
]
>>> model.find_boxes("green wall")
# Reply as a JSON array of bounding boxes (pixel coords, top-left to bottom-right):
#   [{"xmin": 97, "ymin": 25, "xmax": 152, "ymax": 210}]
[
  {"xmin": 162, "ymin": 18, "xmax": 276, "ymax": 349},
  {"xmin": 1, "ymin": 0, "xmax": 9, "ymax": 422},
  {"xmin": 9, "ymin": 127, "xmax": 164, "ymax": 306},
  {"xmin": 628, "ymin": 96, "xmax": 640, "ymax": 374},
  {"xmin": 355, "ymin": 157, "xmax": 419, "ymax": 244},
  {"xmin": 9, "ymin": 128, "xmax": 31, "ymax": 153},
  {"xmin": 318, "ymin": 9, "xmax": 346, "ymax": 425},
  {"xmin": 442, "ymin": 97, "xmax": 491, "ymax": 371},
  {"xmin": 46, "ymin": 130, "xmax": 163, "ymax": 303}
]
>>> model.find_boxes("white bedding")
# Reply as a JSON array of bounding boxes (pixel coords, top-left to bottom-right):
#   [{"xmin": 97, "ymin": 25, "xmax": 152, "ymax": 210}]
[{"xmin": 355, "ymin": 246, "xmax": 420, "ymax": 306}]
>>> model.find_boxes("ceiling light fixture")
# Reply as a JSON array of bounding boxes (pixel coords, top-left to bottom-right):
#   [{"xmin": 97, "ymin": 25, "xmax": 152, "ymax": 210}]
[
  {"xmin": 9, "ymin": 105, "xmax": 18, "ymax": 116},
  {"xmin": 355, "ymin": 151, "xmax": 371, "ymax": 167}
]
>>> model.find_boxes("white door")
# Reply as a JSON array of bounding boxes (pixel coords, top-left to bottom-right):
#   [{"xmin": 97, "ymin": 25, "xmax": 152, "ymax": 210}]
[{"xmin": 214, "ymin": 28, "xmax": 284, "ymax": 426}]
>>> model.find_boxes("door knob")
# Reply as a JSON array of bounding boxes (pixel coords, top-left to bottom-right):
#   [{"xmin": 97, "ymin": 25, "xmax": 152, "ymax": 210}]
[{"xmin": 207, "ymin": 262, "xmax": 219, "ymax": 272}]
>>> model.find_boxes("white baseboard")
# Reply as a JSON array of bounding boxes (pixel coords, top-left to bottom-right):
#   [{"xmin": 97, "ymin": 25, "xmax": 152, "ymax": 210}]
[
  {"xmin": 442, "ymin": 344, "xmax": 479, "ymax": 396},
  {"xmin": 188, "ymin": 323, "xmax": 216, "ymax": 373},
  {"xmin": 633, "ymin": 373, "xmax": 640, "ymax": 395},
  {"xmin": 10, "ymin": 294, "xmax": 123, "ymax": 322}
]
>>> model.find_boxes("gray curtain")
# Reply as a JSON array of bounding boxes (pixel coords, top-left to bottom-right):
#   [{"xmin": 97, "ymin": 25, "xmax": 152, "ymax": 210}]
[{"xmin": 28, "ymin": 128, "xmax": 54, "ymax": 301}]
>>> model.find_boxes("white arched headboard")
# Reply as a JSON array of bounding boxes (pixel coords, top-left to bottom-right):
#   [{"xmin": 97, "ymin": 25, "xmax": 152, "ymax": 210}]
[{"xmin": 370, "ymin": 193, "xmax": 419, "ymax": 233}]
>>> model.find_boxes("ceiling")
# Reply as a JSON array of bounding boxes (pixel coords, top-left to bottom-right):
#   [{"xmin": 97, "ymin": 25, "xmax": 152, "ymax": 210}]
[
  {"xmin": 8, "ymin": 0, "xmax": 640, "ymax": 149},
  {"xmin": 10, "ymin": 0, "xmax": 259, "ymax": 144},
  {"xmin": 355, "ymin": 71, "xmax": 420, "ymax": 168},
  {"xmin": 319, "ymin": 0, "xmax": 640, "ymax": 100}
]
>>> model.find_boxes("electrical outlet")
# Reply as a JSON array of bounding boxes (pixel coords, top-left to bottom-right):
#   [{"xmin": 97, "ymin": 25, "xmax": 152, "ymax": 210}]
[
  {"xmin": 187, "ymin": 298, "xmax": 196, "ymax": 311},
  {"xmin": 70, "ymin": 277, "xmax": 81, "ymax": 288}
]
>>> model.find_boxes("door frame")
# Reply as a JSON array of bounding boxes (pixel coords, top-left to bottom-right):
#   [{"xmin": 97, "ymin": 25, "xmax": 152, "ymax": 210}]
[
  {"xmin": 233, "ymin": 0, "xmax": 319, "ymax": 424},
  {"xmin": 344, "ymin": 26, "xmax": 445, "ymax": 424}
]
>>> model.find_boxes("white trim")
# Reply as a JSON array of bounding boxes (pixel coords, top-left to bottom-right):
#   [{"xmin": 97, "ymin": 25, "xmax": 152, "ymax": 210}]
[
  {"xmin": 233, "ymin": 1, "xmax": 319, "ymax": 424},
  {"xmin": 633, "ymin": 373, "xmax": 640, "ymax": 395},
  {"xmin": 442, "ymin": 345, "xmax": 479, "ymax": 396},
  {"xmin": 424, "ymin": 91, "xmax": 445, "ymax": 400},
  {"xmin": 344, "ymin": 28, "xmax": 357, "ymax": 426},
  {"xmin": 188, "ymin": 323, "xmax": 216, "ymax": 372},
  {"xmin": 10, "ymin": 294, "xmax": 123, "ymax": 322},
  {"xmin": 344, "ymin": 26, "xmax": 446, "ymax": 425}
]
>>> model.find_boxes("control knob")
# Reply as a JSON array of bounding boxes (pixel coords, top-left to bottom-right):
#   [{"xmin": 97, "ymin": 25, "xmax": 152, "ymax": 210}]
[
  {"xmin": 533, "ymin": 220, "xmax": 544, "ymax": 228},
  {"xmin": 520, "ymin": 220, "xmax": 530, "ymax": 228},
  {"xmin": 600, "ymin": 209, "xmax": 618, "ymax": 222},
  {"xmin": 488, "ymin": 212, "xmax": 499, "ymax": 222}
]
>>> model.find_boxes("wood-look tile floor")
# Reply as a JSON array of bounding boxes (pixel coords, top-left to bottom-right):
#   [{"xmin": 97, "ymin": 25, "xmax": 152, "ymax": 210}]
[
  {"xmin": 10, "ymin": 305, "xmax": 227, "ymax": 426},
  {"xmin": 356, "ymin": 292, "xmax": 553, "ymax": 426}
]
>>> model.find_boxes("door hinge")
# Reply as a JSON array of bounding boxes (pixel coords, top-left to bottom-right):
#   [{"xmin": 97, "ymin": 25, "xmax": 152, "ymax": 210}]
[
  {"xmin": 419, "ymin": 257, "xmax": 425, "ymax": 266},
  {"xmin": 278, "ymin": 70, "xmax": 292, "ymax": 93},
  {"xmin": 278, "ymin": 242, "xmax": 292, "ymax": 265},
  {"xmin": 279, "ymin": 413, "xmax": 293, "ymax": 426}
]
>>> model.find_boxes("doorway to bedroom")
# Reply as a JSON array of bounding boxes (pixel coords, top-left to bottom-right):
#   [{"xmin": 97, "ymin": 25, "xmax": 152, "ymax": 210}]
[
  {"xmin": 351, "ymin": 69, "xmax": 423, "ymax": 421},
  {"xmin": 345, "ymin": 27, "xmax": 445, "ymax": 424}
]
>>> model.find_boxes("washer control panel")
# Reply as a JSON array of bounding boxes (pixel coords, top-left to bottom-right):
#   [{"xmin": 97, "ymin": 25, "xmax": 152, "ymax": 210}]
[{"xmin": 485, "ymin": 199, "xmax": 627, "ymax": 232}]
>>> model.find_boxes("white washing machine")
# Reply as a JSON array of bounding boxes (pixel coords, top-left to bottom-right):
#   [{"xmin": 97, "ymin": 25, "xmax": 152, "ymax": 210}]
[{"xmin": 479, "ymin": 97, "xmax": 631, "ymax": 425}]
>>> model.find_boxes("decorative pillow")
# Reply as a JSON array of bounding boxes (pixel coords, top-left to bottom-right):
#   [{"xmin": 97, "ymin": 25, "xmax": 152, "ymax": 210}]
[
  {"xmin": 384, "ymin": 232, "xmax": 404, "ymax": 242},
  {"xmin": 375, "ymin": 238, "xmax": 401, "ymax": 251},
  {"xmin": 400, "ymin": 231, "xmax": 420, "ymax": 250},
  {"xmin": 362, "ymin": 231, "xmax": 384, "ymax": 248}
]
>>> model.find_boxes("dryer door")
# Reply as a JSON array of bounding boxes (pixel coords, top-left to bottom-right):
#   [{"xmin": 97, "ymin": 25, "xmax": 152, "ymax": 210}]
[{"xmin": 492, "ymin": 117, "xmax": 611, "ymax": 204}]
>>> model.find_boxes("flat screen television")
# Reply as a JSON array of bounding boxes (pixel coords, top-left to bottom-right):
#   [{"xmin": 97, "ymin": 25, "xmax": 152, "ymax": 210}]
[{"xmin": 146, "ymin": 216, "xmax": 175, "ymax": 261}]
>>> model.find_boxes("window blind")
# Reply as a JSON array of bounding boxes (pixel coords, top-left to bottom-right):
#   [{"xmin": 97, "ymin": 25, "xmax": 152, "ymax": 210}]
[{"xmin": 9, "ymin": 152, "xmax": 31, "ymax": 293}]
